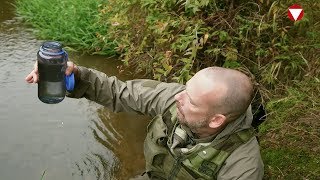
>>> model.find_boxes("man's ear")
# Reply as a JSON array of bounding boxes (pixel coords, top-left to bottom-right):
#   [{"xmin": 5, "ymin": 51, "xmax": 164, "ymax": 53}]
[{"xmin": 208, "ymin": 114, "xmax": 226, "ymax": 128}]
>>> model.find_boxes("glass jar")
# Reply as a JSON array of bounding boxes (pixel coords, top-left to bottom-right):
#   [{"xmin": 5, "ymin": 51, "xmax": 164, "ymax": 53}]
[{"xmin": 37, "ymin": 41, "xmax": 68, "ymax": 104}]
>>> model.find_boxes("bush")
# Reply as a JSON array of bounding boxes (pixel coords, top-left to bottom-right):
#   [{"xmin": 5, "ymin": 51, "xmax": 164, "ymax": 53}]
[{"xmin": 98, "ymin": 0, "xmax": 319, "ymax": 85}]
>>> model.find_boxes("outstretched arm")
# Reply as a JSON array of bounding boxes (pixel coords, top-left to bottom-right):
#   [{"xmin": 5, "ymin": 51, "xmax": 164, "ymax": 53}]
[{"xmin": 67, "ymin": 66, "xmax": 185, "ymax": 117}]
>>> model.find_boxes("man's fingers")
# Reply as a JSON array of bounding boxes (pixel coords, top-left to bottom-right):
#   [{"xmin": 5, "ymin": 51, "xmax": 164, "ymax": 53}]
[
  {"xmin": 65, "ymin": 61, "xmax": 75, "ymax": 76},
  {"xmin": 25, "ymin": 70, "xmax": 38, "ymax": 83},
  {"xmin": 25, "ymin": 73, "xmax": 33, "ymax": 82},
  {"xmin": 26, "ymin": 61, "xmax": 76, "ymax": 83},
  {"xmin": 27, "ymin": 78, "xmax": 34, "ymax": 83},
  {"xmin": 25, "ymin": 71, "xmax": 34, "ymax": 82},
  {"xmin": 25, "ymin": 75, "xmax": 33, "ymax": 83},
  {"xmin": 25, "ymin": 62, "xmax": 39, "ymax": 83},
  {"xmin": 33, "ymin": 71, "xmax": 38, "ymax": 83}
]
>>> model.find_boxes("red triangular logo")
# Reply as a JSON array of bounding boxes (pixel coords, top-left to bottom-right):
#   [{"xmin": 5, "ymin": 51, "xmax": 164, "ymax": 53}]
[
  {"xmin": 288, "ymin": 4, "xmax": 304, "ymax": 21},
  {"xmin": 289, "ymin": 9, "xmax": 302, "ymax": 21}
]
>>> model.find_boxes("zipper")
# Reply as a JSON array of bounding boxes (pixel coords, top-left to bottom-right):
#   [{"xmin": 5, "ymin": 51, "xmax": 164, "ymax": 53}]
[{"xmin": 168, "ymin": 156, "xmax": 183, "ymax": 180}]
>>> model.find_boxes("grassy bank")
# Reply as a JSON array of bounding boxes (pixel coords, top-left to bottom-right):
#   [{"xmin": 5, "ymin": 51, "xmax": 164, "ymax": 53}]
[
  {"xmin": 16, "ymin": 0, "xmax": 320, "ymax": 179},
  {"xmin": 260, "ymin": 79, "xmax": 320, "ymax": 179},
  {"xmin": 15, "ymin": 0, "xmax": 115, "ymax": 55}
]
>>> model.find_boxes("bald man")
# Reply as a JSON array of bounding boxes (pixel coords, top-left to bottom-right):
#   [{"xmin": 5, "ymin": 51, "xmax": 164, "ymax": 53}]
[{"xmin": 26, "ymin": 63, "xmax": 264, "ymax": 179}]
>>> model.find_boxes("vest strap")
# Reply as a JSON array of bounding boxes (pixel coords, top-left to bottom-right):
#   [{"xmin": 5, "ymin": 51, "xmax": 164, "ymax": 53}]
[{"xmin": 175, "ymin": 127, "xmax": 255, "ymax": 179}]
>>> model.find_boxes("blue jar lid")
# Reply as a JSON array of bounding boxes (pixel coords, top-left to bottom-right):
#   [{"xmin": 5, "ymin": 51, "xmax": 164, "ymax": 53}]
[{"xmin": 65, "ymin": 73, "xmax": 75, "ymax": 91}]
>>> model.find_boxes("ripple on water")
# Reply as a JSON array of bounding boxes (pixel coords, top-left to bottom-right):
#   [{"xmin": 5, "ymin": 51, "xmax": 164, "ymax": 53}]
[{"xmin": 0, "ymin": 18, "xmax": 40, "ymax": 86}]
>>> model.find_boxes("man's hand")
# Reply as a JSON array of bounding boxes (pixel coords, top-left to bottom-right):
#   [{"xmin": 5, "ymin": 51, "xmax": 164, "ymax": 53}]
[
  {"xmin": 25, "ymin": 62, "xmax": 39, "ymax": 83},
  {"xmin": 25, "ymin": 61, "xmax": 78, "ymax": 84}
]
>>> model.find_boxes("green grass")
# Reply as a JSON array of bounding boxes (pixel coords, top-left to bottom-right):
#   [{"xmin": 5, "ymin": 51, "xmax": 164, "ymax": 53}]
[
  {"xmin": 15, "ymin": 0, "xmax": 116, "ymax": 55},
  {"xmin": 259, "ymin": 77, "xmax": 320, "ymax": 179},
  {"xmin": 262, "ymin": 148, "xmax": 320, "ymax": 179}
]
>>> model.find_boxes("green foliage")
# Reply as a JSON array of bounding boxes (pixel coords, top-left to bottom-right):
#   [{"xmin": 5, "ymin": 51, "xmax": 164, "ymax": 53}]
[
  {"xmin": 96, "ymin": 0, "xmax": 319, "ymax": 85},
  {"xmin": 15, "ymin": 0, "xmax": 116, "ymax": 55}
]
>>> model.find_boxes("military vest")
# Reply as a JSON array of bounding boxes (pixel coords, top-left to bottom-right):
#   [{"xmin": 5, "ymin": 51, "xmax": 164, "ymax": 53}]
[{"xmin": 144, "ymin": 105, "xmax": 255, "ymax": 180}]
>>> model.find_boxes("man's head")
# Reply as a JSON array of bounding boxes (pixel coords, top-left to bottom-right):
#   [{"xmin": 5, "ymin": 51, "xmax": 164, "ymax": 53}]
[{"xmin": 174, "ymin": 67, "xmax": 253, "ymax": 137}]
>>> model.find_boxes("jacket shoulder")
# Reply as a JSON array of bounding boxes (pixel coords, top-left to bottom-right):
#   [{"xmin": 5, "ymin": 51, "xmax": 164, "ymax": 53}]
[{"xmin": 217, "ymin": 137, "xmax": 264, "ymax": 180}]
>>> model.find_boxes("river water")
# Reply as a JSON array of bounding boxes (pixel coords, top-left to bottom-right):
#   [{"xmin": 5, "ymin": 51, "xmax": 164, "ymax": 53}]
[{"xmin": 0, "ymin": 0, "xmax": 148, "ymax": 179}]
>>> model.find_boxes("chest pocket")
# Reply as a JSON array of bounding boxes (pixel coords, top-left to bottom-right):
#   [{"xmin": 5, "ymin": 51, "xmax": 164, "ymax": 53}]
[{"xmin": 144, "ymin": 114, "xmax": 169, "ymax": 179}]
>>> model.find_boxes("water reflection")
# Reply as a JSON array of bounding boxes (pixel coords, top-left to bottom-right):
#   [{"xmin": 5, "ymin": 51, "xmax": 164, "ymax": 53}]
[
  {"xmin": 0, "ymin": 0, "xmax": 15, "ymax": 22},
  {"xmin": 90, "ymin": 108, "xmax": 149, "ymax": 179},
  {"xmin": 71, "ymin": 106, "xmax": 149, "ymax": 180},
  {"xmin": 74, "ymin": 152, "xmax": 114, "ymax": 180}
]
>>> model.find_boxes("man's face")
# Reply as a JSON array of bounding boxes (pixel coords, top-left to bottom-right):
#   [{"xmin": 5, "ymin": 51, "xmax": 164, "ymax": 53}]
[{"xmin": 174, "ymin": 73, "xmax": 220, "ymax": 130}]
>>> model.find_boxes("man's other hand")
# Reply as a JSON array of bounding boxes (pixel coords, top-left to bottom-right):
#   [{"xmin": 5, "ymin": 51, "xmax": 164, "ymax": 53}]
[{"xmin": 25, "ymin": 61, "xmax": 78, "ymax": 84}]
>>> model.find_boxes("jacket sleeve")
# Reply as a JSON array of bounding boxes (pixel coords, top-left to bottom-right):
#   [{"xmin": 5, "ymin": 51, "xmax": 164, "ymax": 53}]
[
  {"xmin": 66, "ymin": 66, "xmax": 185, "ymax": 117},
  {"xmin": 217, "ymin": 137, "xmax": 264, "ymax": 180}
]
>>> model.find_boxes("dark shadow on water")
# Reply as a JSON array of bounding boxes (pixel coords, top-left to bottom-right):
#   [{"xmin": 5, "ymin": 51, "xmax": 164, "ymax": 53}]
[
  {"xmin": 94, "ymin": 108, "xmax": 149, "ymax": 179},
  {"xmin": 74, "ymin": 106, "xmax": 150, "ymax": 180},
  {"xmin": 0, "ymin": 0, "xmax": 15, "ymax": 22}
]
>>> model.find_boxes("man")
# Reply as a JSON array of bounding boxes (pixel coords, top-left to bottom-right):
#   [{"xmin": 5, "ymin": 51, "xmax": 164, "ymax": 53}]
[{"xmin": 26, "ymin": 62, "xmax": 264, "ymax": 179}]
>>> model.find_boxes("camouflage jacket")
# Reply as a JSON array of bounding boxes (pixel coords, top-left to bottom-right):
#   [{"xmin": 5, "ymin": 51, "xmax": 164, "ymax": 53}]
[{"xmin": 67, "ymin": 66, "xmax": 264, "ymax": 180}]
